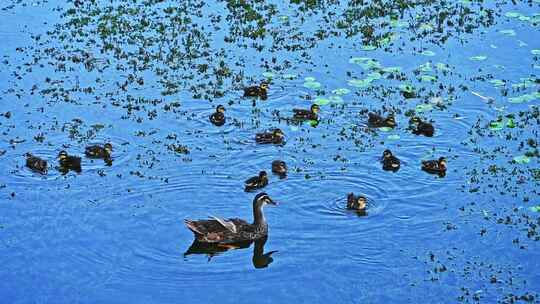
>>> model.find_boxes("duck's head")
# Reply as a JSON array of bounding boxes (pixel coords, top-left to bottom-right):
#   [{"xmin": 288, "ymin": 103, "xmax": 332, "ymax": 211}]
[
  {"xmin": 216, "ymin": 104, "xmax": 225, "ymax": 113},
  {"xmin": 356, "ymin": 196, "xmax": 367, "ymax": 210},
  {"xmin": 253, "ymin": 192, "xmax": 277, "ymax": 208},
  {"xmin": 259, "ymin": 171, "xmax": 268, "ymax": 179},
  {"xmin": 386, "ymin": 114, "xmax": 396, "ymax": 126},
  {"xmin": 383, "ymin": 149, "xmax": 393, "ymax": 159},
  {"xmin": 438, "ymin": 157, "xmax": 447, "ymax": 169},
  {"xmin": 260, "ymin": 82, "xmax": 269, "ymax": 91},
  {"xmin": 58, "ymin": 150, "xmax": 68, "ymax": 160},
  {"xmin": 104, "ymin": 143, "xmax": 113, "ymax": 153},
  {"xmin": 311, "ymin": 104, "xmax": 321, "ymax": 114},
  {"xmin": 272, "ymin": 128, "xmax": 284, "ymax": 138}
]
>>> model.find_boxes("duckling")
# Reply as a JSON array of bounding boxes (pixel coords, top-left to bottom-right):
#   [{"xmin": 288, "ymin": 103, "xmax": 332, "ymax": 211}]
[
  {"xmin": 347, "ymin": 193, "xmax": 367, "ymax": 211},
  {"xmin": 25, "ymin": 153, "xmax": 48, "ymax": 174},
  {"xmin": 381, "ymin": 149, "xmax": 400, "ymax": 172},
  {"xmin": 85, "ymin": 143, "xmax": 113, "ymax": 166},
  {"xmin": 271, "ymin": 160, "xmax": 287, "ymax": 178},
  {"xmin": 58, "ymin": 150, "xmax": 82, "ymax": 174},
  {"xmin": 255, "ymin": 128, "xmax": 285, "ymax": 145},
  {"xmin": 421, "ymin": 157, "xmax": 447, "ymax": 177},
  {"xmin": 244, "ymin": 171, "xmax": 269, "ymax": 192},
  {"xmin": 293, "ymin": 104, "xmax": 320, "ymax": 121},
  {"xmin": 243, "ymin": 82, "xmax": 268, "ymax": 100},
  {"xmin": 410, "ymin": 117, "xmax": 434, "ymax": 137},
  {"xmin": 209, "ymin": 104, "xmax": 226, "ymax": 126},
  {"xmin": 368, "ymin": 112, "xmax": 396, "ymax": 128}
]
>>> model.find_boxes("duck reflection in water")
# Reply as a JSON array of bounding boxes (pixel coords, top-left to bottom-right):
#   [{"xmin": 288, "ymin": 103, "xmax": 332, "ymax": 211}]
[{"xmin": 184, "ymin": 236, "xmax": 278, "ymax": 269}]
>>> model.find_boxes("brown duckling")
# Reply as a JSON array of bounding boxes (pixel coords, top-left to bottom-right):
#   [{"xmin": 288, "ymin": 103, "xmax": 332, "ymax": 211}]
[
  {"xmin": 368, "ymin": 112, "xmax": 396, "ymax": 128},
  {"xmin": 85, "ymin": 143, "xmax": 113, "ymax": 166},
  {"xmin": 410, "ymin": 117, "xmax": 434, "ymax": 137},
  {"xmin": 381, "ymin": 149, "xmax": 400, "ymax": 172},
  {"xmin": 421, "ymin": 157, "xmax": 447, "ymax": 177},
  {"xmin": 25, "ymin": 153, "xmax": 48, "ymax": 175},
  {"xmin": 209, "ymin": 105, "xmax": 226, "ymax": 126},
  {"xmin": 293, "ymin": 104, "xmax": 320, "ymax": 121},
  {"xmin": 58, "ymin": 150, "xmax": 82, "ymax": 174},
  {"xmin": 255, "ymin": 128, "xmax": 285, "ymax": 145},
  {"xmin": 244, "ymin": 171, "xmax": 269, "ymax": 192},
  {"xmin": 271, "ymin": 160, "xmax": 287, "ymax": 178},
  {"xmin": 243, "ymin": 82, "xmax": 268, "ymax": 100},
  {"xmin": 347, "ymin": 193, "xmax": 367, "ymax": 211}
]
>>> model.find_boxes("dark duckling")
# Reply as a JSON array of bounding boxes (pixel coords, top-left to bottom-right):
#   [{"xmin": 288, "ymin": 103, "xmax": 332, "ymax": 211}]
[
  {"xmin": 271, "ymin": 160, "xmax": 287, "ymax": 178},
  {"xmin": 58, "ymin": 150, "xmax": 82, "ymax": 174},
  {"xmin": 381, "ymin": 149, "xmax": 400, "ymax": 172},
  {"xmin": 347, "ymin": 193, "xmax": 367, "ymax": 211},
  {"xmin": 209, "ymin": 104, "xmax": 226, "ymax": 126},
  {"xmin": 421, "ymin": 157, "xmax": 447, "ymax": 177},
  {"xmin": 85, "ymin": 143, "xmax": 113, "ymax": 166},
  {"xmin": 245, "ymin": 171, "xmax": 269, "ymax": 192},
  {"xmin": 25, "ymin": 153, "xmax": 48, "ymax": 174},
  {"xmin": 410, "ymin": 117, "xmax": 434, "ymax": 137},
  {"xmin": 184, "ymin": 193, "xmax": 277, "ymax": 243},
  {"xmin": 255, "ymin": 128, "xmax": 285, "ymax": 145},
  {"xmin": 243, "ymin": 82, "xmax": 268, "ymax": 100},
  {"xmin": 368, "ymin": 112, "xmax": 396, "ymax": 128},
  {"xmin": 293, "ymin": 104, "xmax": 320, "ymax": 121}
]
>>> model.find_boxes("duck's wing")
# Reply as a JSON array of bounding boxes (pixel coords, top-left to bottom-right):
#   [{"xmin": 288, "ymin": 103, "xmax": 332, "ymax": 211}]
[
  {"xmin": 293, "ymin": 109, "xmax": 309, "ymax": 115},
  {"xmin": 208, "ymin": 215, "xmax": 237, "ymax": 233},
  {"xmin": 244, "ymin": 176, "xmax": 259, "ymax": 187}
]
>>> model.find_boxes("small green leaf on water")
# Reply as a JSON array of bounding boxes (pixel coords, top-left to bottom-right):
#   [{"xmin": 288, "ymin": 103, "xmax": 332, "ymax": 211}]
[
  {"xmin": 303, "ymin": 81, "xmax": 321, "ymax": 89},
  {"xmin": 420, "ymin": 50, "xmax": 436, "ymax": 56},
  {"xmin": 262, "ymin": 72, "xmax": 275, "ymax": 79},
  {"xmin": 387, "ymin": 134, "xmax": 400, "ymax": 140},
  {"xmin": 420, "ymin": 75, "xmax": 437, "ymax": 82},
  {"xmin": 470, "ymin": 55, "xmax": 487, "ymax": 61},
  {"xmin": 508, "ymin": 93, "xmax": 539, "ymax": 103},
  {"xmin": 415, "ymin": 104, "xmax": 433, "ymax": 112},
  {"xmin": 489, "ymin": 119, "xmax": 505, "ymax": 131},
  {"xmin": 499, "ymin": 29, "xmax": 516, "ymax": 36},
  {"xmin": 304, "ymin": 76, "xmax": 316, "ymax": 82},
  {"xmin": 506, "ymin": 118, "xmax": 516, "ymax": 128},
  {"xmin": 505, "ymin": 12, "xmax": 522, "ymax": 18},
  {"xmin": 331, "ymin": 88, "xmax": 350, "ymax": 95},
  {"xmin": 513, "ymin": 155, "xmax": 531, "ymax": 164},
  {"xmin": 435, "ymin": 62, "xmax": 450, "ymax": 71},
  {"xmin": 348, "ymin": 79, "xmax": 371, "ymax": 88},
  {"xmin": 314, "ymin": 97, "xmax": 330, "ymax": 105},
  {"xmin": 382, "ymin": 66, "xmax": 402, "ymax": 73},
  {"xmin": 529, "ymin": 206, "xmax": 540, "ymax": 212},
  {"xmin": 282, "ymin": 73, "xmax": 297, "ymax": 80},
  {"xmin": 329, "ymin": 96, "xmax": 344, "ymax": 104},
  {"xmin": 378, "ymin": 127, "xmax": 392, "ymax": 132},
  {"xmin": 490, "ymin": 79, "xmax": 505, "ymax": 87},
  {"xmin": 361, "ymin": 45, "xmax": 377, "ymax": 51}
]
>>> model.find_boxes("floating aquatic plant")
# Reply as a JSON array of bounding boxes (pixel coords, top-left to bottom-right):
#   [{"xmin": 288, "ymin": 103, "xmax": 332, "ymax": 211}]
[
  {"xmin": 420, "ymin": 50, "xmax": 436, "ymax": 56},
  {"xmin": 331, "ymin": 88, "xmax": 350, "ymax": 96},
  {"xmin": 415, "ymin": 104, "xmax": 433, "ymax": 113},
  {"xmin": 282, "ymin": 73, "xmax": 297, "ymax": 80},
  {"xmin": 262, "ymin": 72, "xmax": 275, "ymax": 79},
  {"xmin": 513, "ymin": 155, "xmax": 531, "ymax": 164},
  {"xmin": 387, "ymin": 134, "xmax": 400, "ymax": 140},
  {"xmin": 314, "ymin": 97, "xmax": 330, "ymax": 105},
  {"xmin": 469, "ymin": 55, "xmax": 487, "ymax": 61}
]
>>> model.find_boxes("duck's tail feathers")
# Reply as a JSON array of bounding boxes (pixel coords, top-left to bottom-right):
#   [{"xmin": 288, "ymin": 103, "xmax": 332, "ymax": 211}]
[{"xmin": 184, "ymin": 220, "xmax": 203, "ymax": 236}]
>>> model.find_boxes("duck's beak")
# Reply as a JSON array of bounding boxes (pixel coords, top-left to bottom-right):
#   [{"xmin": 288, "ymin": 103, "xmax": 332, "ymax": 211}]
[{"xmin": 267, "ymin": 199, "xmax": 278, "ymax": 206}]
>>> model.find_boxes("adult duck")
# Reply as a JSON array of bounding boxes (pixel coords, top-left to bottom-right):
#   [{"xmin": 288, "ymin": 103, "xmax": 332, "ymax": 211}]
[
  {"xmin": 184, "ymin": 193, "xmax": 277, "ymax": 244},
  {"xmin": 368, "ymin": 112, "xmax": 396, "ymax": 128},
  {"xmin": 293, "ymin": 104, "xmax": 320, "ymax": 121},
  {"xmin": 209, "ymin": 105, "xmax": 226, "ymax": 126},
  {"xmin": 421, "ymin": 157, "xmax": 447, "ymax": 177}
]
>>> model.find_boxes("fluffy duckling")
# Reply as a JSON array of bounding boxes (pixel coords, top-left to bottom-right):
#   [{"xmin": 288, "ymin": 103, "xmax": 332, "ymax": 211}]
[
  {"xmin": 244, "ymin": 171, "xmax": 269, "ymax": 192},
  {"xmin": 381, "ymin": 149, "xmax": 400, "ymax": 172},
  {"xmin": 410, "ymin": 117, "xmax": 434, "ymax": 137},
  {"xmin": 347, "ymin": 193, "xmax": 367, "ymax": 211},
  {"xmin": 25, "ymin": 153, "xmax": 48, "ymax": 174},
  {"xmin": 271, "ymin": 160, "xmax": 287, "ymax": 178},
  {"xmin": 421, "ymin": 157, "xmax": 447, "ymax": 177},
  {"xmin": 368, "ymin": 112, "xmax": 396, "ymax": 128},
  {"xmin": 255, "ymin": 128, "xmax": 285, "ymax": 145},
  {"xmin": 293, "ymin": 104, "xmax": 320, "ymax": 121},
  {"xmin": 244, "ymin": 82, "xmax": 268, "ymax": 100},
  {"xmin": 85, "ymin": 143, "xmax": 113, "ymax": 166},
  {"xmin": 58, "ymin": 150, "xmax": 82, "ymax": 174},
  {"xmin": 209, "ymin": 105, "xmax": 226, "ymax": 126}
]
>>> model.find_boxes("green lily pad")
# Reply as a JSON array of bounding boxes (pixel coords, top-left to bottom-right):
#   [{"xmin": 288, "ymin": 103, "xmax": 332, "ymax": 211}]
[
  {"xmin": 329, "ymin": 96, "xmax": 344, "ymax": 104},
  {"xmin": 282, "ymin": 73, "xmax": 297, "ymax": 80},
  {"xmin": 513, "ymin": 155, "xmax": 531, "ymax": 164},
  {"xmin": 418, "ymin": 62, "xmax": 432, "ymax": 72},
  {"xmin": 470, "ymin": 55, "xmax": 487, "ymax": 61},
  {"xmin": 361, "ymin": 45, "xmax": 377, "ymax": 51},
  {"xmin": 303, "ymin": 81, "xmax": 321, "ymax": 89},
  {"xmin": 420, "ymin": 50, "xmax": 436, "ymax": 56},
  {"xmin": 415, "ymin": 104, "xmax": 433, "ymax": 112},
  {"xmin": 314, "ymin": 97, "xmax": 330, "ymax": 105},
  {"xmin": 505, "ymin": 12, "xmax": 522, "ymax": 18},
  {"xmin": 435, "ymin": 63, "xmax": 450, "ymax": 71},
  {"xmin": 508, "ymin": 93, "xmax": 539, "ymax": 104},
  {"xmin": 348, "ymin": 79, "xmax": 371, "ymax": 88},
  {"xmin": 304, "ymin": 76, "xmax": 316, "ymax": 82},
  {"xmin": 489, "ymin": 119, "xmax": 505, "ymax": 131},
  {"xmin": 382, "ymin": 66, "xmax": 402, "ymax": 73},
  {"xmin": 420, "ymin": 75, "xmax": 437, "ymax": 82},
  {"xmin": 529, "ymin": 206, "xmax": 540, "ymax": 212},
  {"xmin": 262, "ymin": 72, "xmax": 275, "ymax": 79},
  {"xmin": 387, "ymin": 134, "xmax": 400, "ymax": 140},
  {"xmin": 506, "ymin": 118, "xmax": 516, "ymax": 128},
  {"xmin": 499, "ymin": 29, "xmax": 516, "ymax": 36},
  {"xmin": 331, "ymin": 88, "xmax": 350, "ymax": 95},
  {"xmin": 490, "ymin": 79, "xmax": 506, "ymax": 87},
  {"xmin": 378, "ymin": 127, "xmax": 393, "ymax": 132}
]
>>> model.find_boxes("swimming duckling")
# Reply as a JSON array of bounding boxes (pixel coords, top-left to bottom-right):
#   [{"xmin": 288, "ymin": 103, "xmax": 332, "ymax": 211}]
[
  {"xmin": 85, "ymin": 143, "xmax": 113, "ymax": 166},
  {"xmin": 244, "ymin": 171, "xmax": 269, "ymax": 192},
  {"xmin": 209, "ymin": 105, "xmax": 226, "ymax": 126},
  {"xmin": 421, "ymin": 157, "xmax": 447, "ymax": 177},
  {"xmin": 58, "ymin": 150, "xmax": 82, "ymax": 174},
  {"xmin": 271, "ymin": 160, "xmax": 287, "ymax": 178},
  {"xmin": 243, "ymin": 82, "xmax": 268, "ymax": 100},
  {"xmin": 347, "ymin": 193, "xmax": 367, "ymax": 211},
  {"xmin": 25, "ymin": 153, "xmax": 48, "ymax": 174},
  {"xmin": 368, "ymin": 112, "xmax": 396, "ymax": 128},
  {"xmin": 293, "ymin": 104, "xmax": 320, "ymax": 121},
  {"xmin": 255, "ymin": 128, "xmax": 285, "ymax": 145},
  {"xmin": 381, "ymin": 149, "xmax": 400, "ymax": 172},
  {"xmin": 410, "ymin": 117, "xmax": 434, "ymax": 137}
]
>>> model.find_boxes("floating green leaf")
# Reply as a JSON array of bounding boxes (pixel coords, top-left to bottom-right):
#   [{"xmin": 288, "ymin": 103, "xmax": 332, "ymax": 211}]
[
  {"xmin": 329, "ymin": 96, "xmax": 344, "ymax": 104},
  {"xmin": 314, "ymin": 97, "xmax": 330, "ymax": 105},
  {"xmin": 490, "ymin": 79, "xmax": 505, "ymax": 87},
  {"xmin": 378, "ymin": 127, "xmax": 393, "ymax": 132},
  {"xmin": 499, "ymin": 29, "xmax": 516, "ymax": 36},
  {"xmin": 415, "ymin": 104, "xmax": 433, "ymax": 112},
  {"xmin": 513, "ymin": 155, "xmax": 531, "ymax": 164},
  {"xmin": 470, "ymin": 55, "xmax": 487, "ymax": 61},
  {"xmin": 303, "ymin": 81, "xmax": 321, "ymax": 89},
  {"xmin": 262, "ymin": 72, "xmax": 275, "ymax": 79},
  {"xmin": 331, "ymin": 88, "xmax": 350, "ymax": 95},
  {"xmin": 489, "ymin": 119, "xmax": 505, "ymax": 131},
  {"xmin": 505, "ymin": 12, "xmax": 522, "ymax": 18},
  {"xmin": 421, "ymin": 75, "xmax": 437, "ymax": 82},
  {"xmin": 382, "ymin": 66, "xmax": 402, "ymax": 73},
  {"xmin": 361, "ymin": 45, "xmax": 377, "ymax": 51},
  {"xmin": 387, "ymin": 134, "xmax": 400, "ymax": 140},
  {"xmin": 506, "ymin": 118, "xmax": 516, "ymax": 128},
  {"xmin": 420, "ymin": 50, "xmax": 436, "ymax": 56},
  {"xmin": 529, "ymin": 206, "xmax": 540, "ymax": 212},
  {"xmin": 282, "ymin": 73, "xmax": 297, "ymax": 80},
  {"xmin": 304, "ymin": 76, "xmax": 316, "ymax": 82},
  {"xmin": 348, "ymin": 79, "xmax": 371, "ymax": 88}
]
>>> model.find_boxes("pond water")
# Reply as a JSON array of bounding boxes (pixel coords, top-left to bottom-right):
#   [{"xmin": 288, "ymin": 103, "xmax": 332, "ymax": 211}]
[{"xmin": 0, "ymin": 0, "xmax": 539, "ymax": 303}]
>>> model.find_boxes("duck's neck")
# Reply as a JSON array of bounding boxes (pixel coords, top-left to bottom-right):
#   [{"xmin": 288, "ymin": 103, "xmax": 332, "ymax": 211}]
[{"xmin": 253, "ymin": 205, "xmax": 266, "ymax": 226}]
